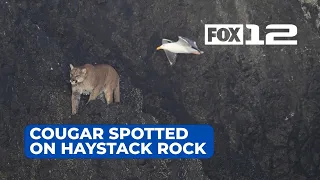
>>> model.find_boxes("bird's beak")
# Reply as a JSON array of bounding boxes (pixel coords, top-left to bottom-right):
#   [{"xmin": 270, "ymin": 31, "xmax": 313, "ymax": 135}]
[{"xmin": 156, "ymin": 46, "xmax": 162, "ymax": 50}]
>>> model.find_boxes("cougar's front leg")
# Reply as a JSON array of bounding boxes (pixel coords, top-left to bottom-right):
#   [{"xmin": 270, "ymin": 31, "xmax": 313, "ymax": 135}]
[
  {"xmin": 71, "ymin": 92, "xmax": 81, "ymax": 115},
  {"xmin": 87, "ymin": 86, "xmax": 103, "ymax": 104}
]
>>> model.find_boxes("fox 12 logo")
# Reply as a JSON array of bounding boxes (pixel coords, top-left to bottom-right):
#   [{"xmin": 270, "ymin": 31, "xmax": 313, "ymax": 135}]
[{"xmin": 205, "ymin": 24, "xmax": 297, "ymax": 45}]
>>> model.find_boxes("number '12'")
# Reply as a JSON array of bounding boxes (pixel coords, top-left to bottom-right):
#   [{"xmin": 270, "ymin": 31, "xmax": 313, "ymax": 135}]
[{"xmin": 245, "ymin": 24, "xmax": 297, "ymax": 45}]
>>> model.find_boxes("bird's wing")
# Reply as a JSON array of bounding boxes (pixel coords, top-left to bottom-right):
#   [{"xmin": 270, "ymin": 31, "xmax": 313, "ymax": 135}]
[
  {"xmin": 164, "ymin": 50, "xmax": 177, "ymax": 66},
  {"xmin": 176, "ymin": 36, "xmax": 191, "ymax": 47},
  {"xmin": 162, "ymin": 39, "xmax": 173, "ymax": 44},
  {"xmin": 177, "ymin": 36, "xmax": 200, "ymax": 49}
]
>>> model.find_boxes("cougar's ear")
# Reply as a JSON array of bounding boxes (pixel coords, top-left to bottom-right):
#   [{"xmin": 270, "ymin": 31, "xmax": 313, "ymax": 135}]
[
  {"xmin": 69, "ymin": 64, "xmax": 74, "ymax": 70},
  {"xmin": 82, "ymin": 68, "xmax": 87, "ymax": 74}
]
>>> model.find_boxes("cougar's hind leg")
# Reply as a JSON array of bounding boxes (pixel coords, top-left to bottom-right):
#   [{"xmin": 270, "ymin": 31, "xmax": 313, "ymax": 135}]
[
  {"xmin": 114, "ymin": 79, "xmax": 120, "ymax": 103},
  {"xmin": 104, "ymin": 87, "xmax": 113, "ymax": 105}
]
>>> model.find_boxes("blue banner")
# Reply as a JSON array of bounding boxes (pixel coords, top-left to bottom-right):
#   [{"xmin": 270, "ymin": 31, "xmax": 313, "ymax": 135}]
[{"xmin": 24, "ymin": 125, "xmax": 214, "ymax": 159}]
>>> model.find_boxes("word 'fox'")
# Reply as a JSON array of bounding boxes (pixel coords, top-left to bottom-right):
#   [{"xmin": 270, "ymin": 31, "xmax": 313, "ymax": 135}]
[{"xmin": 69, "ymin": 63, "xmax": 120, "ymax": 115}]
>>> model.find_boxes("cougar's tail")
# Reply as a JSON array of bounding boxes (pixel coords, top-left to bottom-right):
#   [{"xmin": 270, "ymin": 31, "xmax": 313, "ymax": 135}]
[{"xmin": 114, "ymin": 78, "xmax": 120, "ymax": 103}]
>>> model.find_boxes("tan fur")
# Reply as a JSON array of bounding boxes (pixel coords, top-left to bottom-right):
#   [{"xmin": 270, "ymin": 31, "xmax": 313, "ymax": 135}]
[{"xmin": 69, "ymin": 63, "xmax": 120, "ymax": 115}]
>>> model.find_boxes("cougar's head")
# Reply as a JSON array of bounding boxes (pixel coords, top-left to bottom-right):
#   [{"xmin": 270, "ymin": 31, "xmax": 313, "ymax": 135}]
[{"xmin": 69, "ymin": 64, "xmax": 87, "ymax": 85}]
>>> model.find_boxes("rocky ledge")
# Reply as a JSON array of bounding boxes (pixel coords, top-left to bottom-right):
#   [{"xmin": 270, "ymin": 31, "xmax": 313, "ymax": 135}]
[{"xmin": 0, "ymin": 0, "xmax": 320, "ymax": 179}]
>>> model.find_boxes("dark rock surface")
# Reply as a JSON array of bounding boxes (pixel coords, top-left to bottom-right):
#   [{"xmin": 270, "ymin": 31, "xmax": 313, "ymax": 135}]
[{"xmin": 1, "ymin": 0, "xmax": 320, "ymax": 179}]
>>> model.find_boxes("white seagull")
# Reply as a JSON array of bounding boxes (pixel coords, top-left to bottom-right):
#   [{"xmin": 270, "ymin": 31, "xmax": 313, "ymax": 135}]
[{"xmin": 156, "ymin": 36, "xmax": 204, "ymax": 66}]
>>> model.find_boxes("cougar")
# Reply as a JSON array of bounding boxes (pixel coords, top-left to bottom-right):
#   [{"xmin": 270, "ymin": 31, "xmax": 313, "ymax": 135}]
[{"xmin": 69, "ymin": 63, "xmax": 120, "ymax": 115}]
